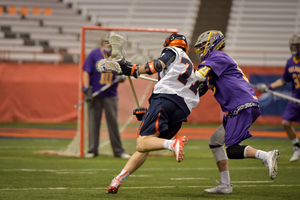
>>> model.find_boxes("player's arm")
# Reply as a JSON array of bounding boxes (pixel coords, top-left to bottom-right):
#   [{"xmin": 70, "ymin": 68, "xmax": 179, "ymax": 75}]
[
  {"xmin": 256, "ymin": 78, "xmax": 287, "ymax": 93},
  {"xmin": 119, "ymin": 49, "xmax": 175, "ymax": 78},
  {"xmin": 195, "ymin": 66, "xmax": 213, "ymax": 82},
  {"xmin": 269, "ymin": 78, "xmax": 287, "ymax": 90}
]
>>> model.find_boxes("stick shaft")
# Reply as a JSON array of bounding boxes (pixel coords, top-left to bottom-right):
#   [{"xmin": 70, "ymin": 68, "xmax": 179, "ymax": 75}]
[
  {"xmin": 74, "ymin": 79, "xmax": 118, "ymax": 108},
  {"xmin": 267, "ymin": 89, "xmax": 300, "ymax": 104},
  {"xmin": 128, "ymin": 76, "xmax": 140, "ymax": 108},
  {"xmin": 251, "ymin": 84, "xmax": 300, "ymax": 104},
  {"xmin": 136, "ymin": 75, "xmax": 158, "ymax": 82}
]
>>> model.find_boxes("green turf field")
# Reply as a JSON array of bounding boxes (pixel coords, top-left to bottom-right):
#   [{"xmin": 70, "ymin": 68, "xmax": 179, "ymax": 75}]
[{"xmin": 0, "ymin": 137, "xmax": 299, "ymax": 200}]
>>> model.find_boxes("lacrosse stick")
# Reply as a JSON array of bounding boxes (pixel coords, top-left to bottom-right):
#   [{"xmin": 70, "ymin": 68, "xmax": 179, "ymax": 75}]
[
  {"xmin": 132, "ymin": 75, "xmax": 158, "ymax": 83},
  {"xmin": 252, "ymin": 84, "xmax": 300, "ymax": 104},
  {"xmin": 96, "ymin": 32, "xmax": 126, "ymax": 74},
  {"xmin": 74, "ymin": 78, "xmax": 120, "ymax": 108}
]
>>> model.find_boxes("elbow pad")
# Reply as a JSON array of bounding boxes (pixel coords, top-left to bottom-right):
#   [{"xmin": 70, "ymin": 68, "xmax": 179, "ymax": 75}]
[{"xmin": 145, "ymin": 59, "xmax": 162, "ymax": 75}]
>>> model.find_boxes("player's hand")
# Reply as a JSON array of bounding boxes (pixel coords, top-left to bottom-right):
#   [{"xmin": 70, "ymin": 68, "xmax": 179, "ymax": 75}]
[
  {"xmin": 120, "ymin": 61, "xmax": 139, "ymax": 78},
  {"xmin": 82, "ymin": 86, "xmax": 93, "ymax": 102},
  {"xmin": 115, "ymin": 75, "xmax": 126, "ymax": 83},
  {"xmin": 198, "ymin": 82, "xmax": 208, "ymax": 97},
  {"xmin": 256, "ymin": 83, "xmax": 269, "ymax": 93},
  {"xmin": 133, "ymin": 107, "xmax": 147, "ymax": 121}
]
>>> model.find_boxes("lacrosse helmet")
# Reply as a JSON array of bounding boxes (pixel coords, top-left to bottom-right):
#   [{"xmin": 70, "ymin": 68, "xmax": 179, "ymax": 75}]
[
  {"xmin": 289, "ymin": 33, "xmax": 300, "ymax": 56},
  {"xmin": 101, "ymin": 32, "xmax": 111, "ymax": 52},
  {"xmin": 194, "ymin": 30, "xmax": 225, "ymax": 62},
  {"xmin": 163, "ymin": 34, "xmax": 188, "ymax": 52}
]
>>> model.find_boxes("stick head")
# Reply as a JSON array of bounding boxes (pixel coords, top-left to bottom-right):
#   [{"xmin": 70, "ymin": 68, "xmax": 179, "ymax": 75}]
[
  {"xmin": 96, "ymin": 59, "xmax": 122, "ymax": 74},
  {"xmin": 109, "ymin": 32, "xmax": 126, "ymax": 61}
]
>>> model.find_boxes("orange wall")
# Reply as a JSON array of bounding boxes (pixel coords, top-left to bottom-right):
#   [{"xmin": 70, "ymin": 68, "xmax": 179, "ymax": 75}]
[{"xmin": 0, "ymin": 63, "xmax": 285, "ymax": 124}]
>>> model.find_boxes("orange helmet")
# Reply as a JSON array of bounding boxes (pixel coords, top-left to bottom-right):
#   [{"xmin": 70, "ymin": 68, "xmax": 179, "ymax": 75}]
[{"xmin": 163, "ymin": 34, "xmax": 188, "ymax": 52}]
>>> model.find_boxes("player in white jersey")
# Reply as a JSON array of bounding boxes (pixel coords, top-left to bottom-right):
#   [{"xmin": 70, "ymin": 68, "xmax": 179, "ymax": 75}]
[{"xmin": 106, "ymin": 34, "xmax": 200, "ymax": 194}]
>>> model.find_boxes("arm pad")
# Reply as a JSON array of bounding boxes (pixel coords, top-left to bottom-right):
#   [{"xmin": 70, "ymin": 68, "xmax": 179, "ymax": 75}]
[
  {"xmin": 195, "ymin": 66, "xmax": 212, "ymax": 82},
  {"xmin": 144, "ymin": 59, "xmax": 162, "ymax": 75}
]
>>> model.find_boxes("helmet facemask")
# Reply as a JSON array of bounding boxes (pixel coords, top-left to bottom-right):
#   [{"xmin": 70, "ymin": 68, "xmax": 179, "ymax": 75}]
[{"xmin": 194, "ymin": 30, "xmax": 225, "ymax": 62}]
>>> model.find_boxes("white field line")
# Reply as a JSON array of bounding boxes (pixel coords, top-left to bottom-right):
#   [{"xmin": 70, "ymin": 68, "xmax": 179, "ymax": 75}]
[
  {"xmin": 1, "ymin": 184, "xmax": 300, "ymax": 191},
  {"xmin": 1, "ymin": 166, "xmax": 300, "ymax": 172},
  {"xmin": 170, "ymin": 178, "xmax": 208, "ymax": 180}
]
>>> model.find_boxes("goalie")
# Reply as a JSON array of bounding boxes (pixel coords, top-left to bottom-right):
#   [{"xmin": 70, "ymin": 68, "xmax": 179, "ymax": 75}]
[
  {"xmin": 82, "ymin": 32, "xmax": 130, "ymax": 159},
  {"xmin": 100, "ymin": 34, "xmax": 200, "ymax": 194}
]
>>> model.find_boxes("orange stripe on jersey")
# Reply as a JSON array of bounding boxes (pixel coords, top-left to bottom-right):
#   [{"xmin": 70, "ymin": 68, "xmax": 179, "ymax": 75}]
[{"xmin": 155, "ymin": 110, "xmax": 161, "ymax": 134}]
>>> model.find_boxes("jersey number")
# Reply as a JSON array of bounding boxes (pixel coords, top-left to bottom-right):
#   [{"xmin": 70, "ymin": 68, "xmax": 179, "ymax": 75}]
[
  {"xmin": 293, "ymin": 74, "xmax": 300, "ymax": 89},
  {"xmin": 178, "ymin": 57, "xmax": 200, "ymax": 95}
]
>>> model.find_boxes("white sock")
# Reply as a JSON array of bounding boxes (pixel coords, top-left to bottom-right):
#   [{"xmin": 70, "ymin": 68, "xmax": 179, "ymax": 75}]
[
  {"xmin": 255, "ymin": 150, "xmax": 267, "ymax": 161},
  {"xmin": 292, "ymin": 138, "xmax": 299, "ymax": 145},
  {"xmin": 220, "ymin": 171, "xmax": 230, "ymax": 185},
  {"xmin": 115, "ymin": 169, "xmax": 130, "ymax": 182},
  {"xmin": 163, "ymin": 140, "xmax": 173, "ymax": 151}
]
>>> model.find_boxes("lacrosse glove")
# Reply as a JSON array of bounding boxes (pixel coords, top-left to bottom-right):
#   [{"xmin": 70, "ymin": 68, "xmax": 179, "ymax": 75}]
[
  {"xmin": 115, "ymin": 75, "xmax": 126, "ymax": 83},
  {"xmin": 120, "ymin": 61, "xmax": 139, "ymax": 78},
  {"xmin": 256, "ymin": 83, "xmax": 272, "ymax": 93},
  {"xmin": 133, "ymin": 107, "xmax": 147, "ymax": 121},
  {"xmin": 198, "ymin": 81, "xmax": 209, "ymax": 97},
  {"xmin": 82, "ymin": 85, "xmax": 93, "ymax": 102}
]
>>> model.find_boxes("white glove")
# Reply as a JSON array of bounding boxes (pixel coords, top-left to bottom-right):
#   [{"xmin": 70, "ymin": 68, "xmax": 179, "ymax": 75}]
[{"xmin": 256, "ymin": 83, "xmax": 269, "ymax": 93}]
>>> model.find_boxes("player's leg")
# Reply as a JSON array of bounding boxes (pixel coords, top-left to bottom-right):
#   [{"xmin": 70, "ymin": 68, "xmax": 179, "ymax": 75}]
[
  {"xmin": 225, "ymin": 107, "xmax": 280, "ymax": 180},
  {"xmin": 282, "ymin": 102, "xmax": 300, "ymax": 162},
  {"xmin": 107, "ymin": 151, "xmax": 149, "ymax": 193},
  {"xmin": 136, "ymin": 97, "xmax": 188, "ymax": 162},
  {"xmin": 205, "ymin": 124, "xmax": 232, "ymax": 194},
  {"xmin": 86, "ymin": 97, "xmax": 103, "ymax": 157},
  {"xmin": 103, "ymin": 97, "xmax": 129, "ymax": 158}
]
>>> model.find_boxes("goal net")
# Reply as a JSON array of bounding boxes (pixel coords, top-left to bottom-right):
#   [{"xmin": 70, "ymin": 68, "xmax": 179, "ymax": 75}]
[{"xmin": 38, "ymin": 26, "xmax": 178, "ymax": 158}]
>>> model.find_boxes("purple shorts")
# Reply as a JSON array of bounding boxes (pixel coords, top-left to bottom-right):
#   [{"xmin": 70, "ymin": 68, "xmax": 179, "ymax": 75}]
[
  {"xmin": 283, "ymin": 101, "xmax": 300, "ymax": 123},
  {"xmin": 223, "ymin": 107, "xmax": 261, "ymax": 147}
]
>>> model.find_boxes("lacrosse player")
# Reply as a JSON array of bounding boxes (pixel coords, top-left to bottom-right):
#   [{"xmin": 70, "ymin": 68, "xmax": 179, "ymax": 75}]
[
  {"xmin": 194, "ymin": 30, "xmax": 280, "ymax": 194},
  {"xmin": 256, "ymin": 33, "xmax": 300, "ymax": 162},
  {"xmin": 105, "ymin": 34, "xmax": 200, "ymax": 194},
  {"xmin": 82, "ymin": 32, "xmax": 130, "ymax": 159}
]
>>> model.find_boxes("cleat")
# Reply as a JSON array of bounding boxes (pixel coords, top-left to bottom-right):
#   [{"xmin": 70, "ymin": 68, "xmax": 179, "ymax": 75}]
[
  {"xmin": 172, "ymin": 136, "xmax": 188, "ymax": 162},
  {"xmin": 262, "ymin": 150, "xmax": 280, "ymax": 180},
  {"xmin": 106, "ymin": 178, "xmax": 123, "ymax": 194},
  {"xmin": 290, "ymin": 147, "xmax": 300, "ymax": 162},
  {"xmin": 204, "ymin": 181, "xmax": 232, "ymax": 194}
]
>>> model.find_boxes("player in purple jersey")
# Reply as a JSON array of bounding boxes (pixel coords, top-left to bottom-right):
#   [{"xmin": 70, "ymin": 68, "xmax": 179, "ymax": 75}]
[
  {"xmin": 105, "ymin": 34, "xmax": 200, "ymax": 194},
  {"xmin": 82, "ymin": 32, "xmax": 130, "ymax": 159},
  {"xmin": 194, "ymin": 30, "xmax": 280, "ymax": 194},
  {"xmin": 257, "ymin": 33, "xmax": 300, "ymax": 162}
]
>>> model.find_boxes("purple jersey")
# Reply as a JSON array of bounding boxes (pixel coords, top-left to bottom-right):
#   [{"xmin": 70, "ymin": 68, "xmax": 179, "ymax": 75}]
[
  {"xmin": 282, "ymin": 56, "xmax": 300, "ymax": 122},
  {"xmin": 282, "ymin": 56, "xmax": 300, "ymax": 99},
  {"xmin": 199, "ymin": 51, "xmax": 258, "ymax": 112},
  {"xmin": 83, "ymin": 48, "xmax": 118, "ymax": 97}
]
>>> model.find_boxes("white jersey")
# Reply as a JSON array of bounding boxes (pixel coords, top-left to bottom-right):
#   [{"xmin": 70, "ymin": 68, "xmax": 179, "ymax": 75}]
[{"xmin": 153, "ymin": 46, "xmax": 199, "ymax": 112}]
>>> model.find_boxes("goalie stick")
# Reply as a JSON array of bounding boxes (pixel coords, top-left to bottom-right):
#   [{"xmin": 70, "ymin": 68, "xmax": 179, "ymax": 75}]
[
  {"xmin": 74, "ymin": 78, "xmax": 120, "ymax": 108},
  {"xmin": 251, "ymin": 84, "xmax": 300, "ymax": 104}
]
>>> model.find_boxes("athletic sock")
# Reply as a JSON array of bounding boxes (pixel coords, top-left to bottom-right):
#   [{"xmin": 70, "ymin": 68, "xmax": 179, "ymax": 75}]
[
  {"xmin": 115, "ymin": 169, "xmax": 130, "ymax": 182},
  {"xmin": 292, "ymin": 138, "xmax": 300, "ymax": 148},
  {"xmin": 255, "ymin": 150, "xmax": 267, "ymax": 161},
  {"xmin": 163, "ymin": 140, "xmax": 173, "ymax": 151},
  {"xmin": 220, "ymin": 171, "xmax": 230, "ymax": 185}
]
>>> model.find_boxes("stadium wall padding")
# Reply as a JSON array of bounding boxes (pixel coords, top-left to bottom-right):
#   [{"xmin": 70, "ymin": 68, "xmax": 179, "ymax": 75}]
[{"xmin": 0, "ymin": 63, "xmax": 285, "ymax": 124}]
